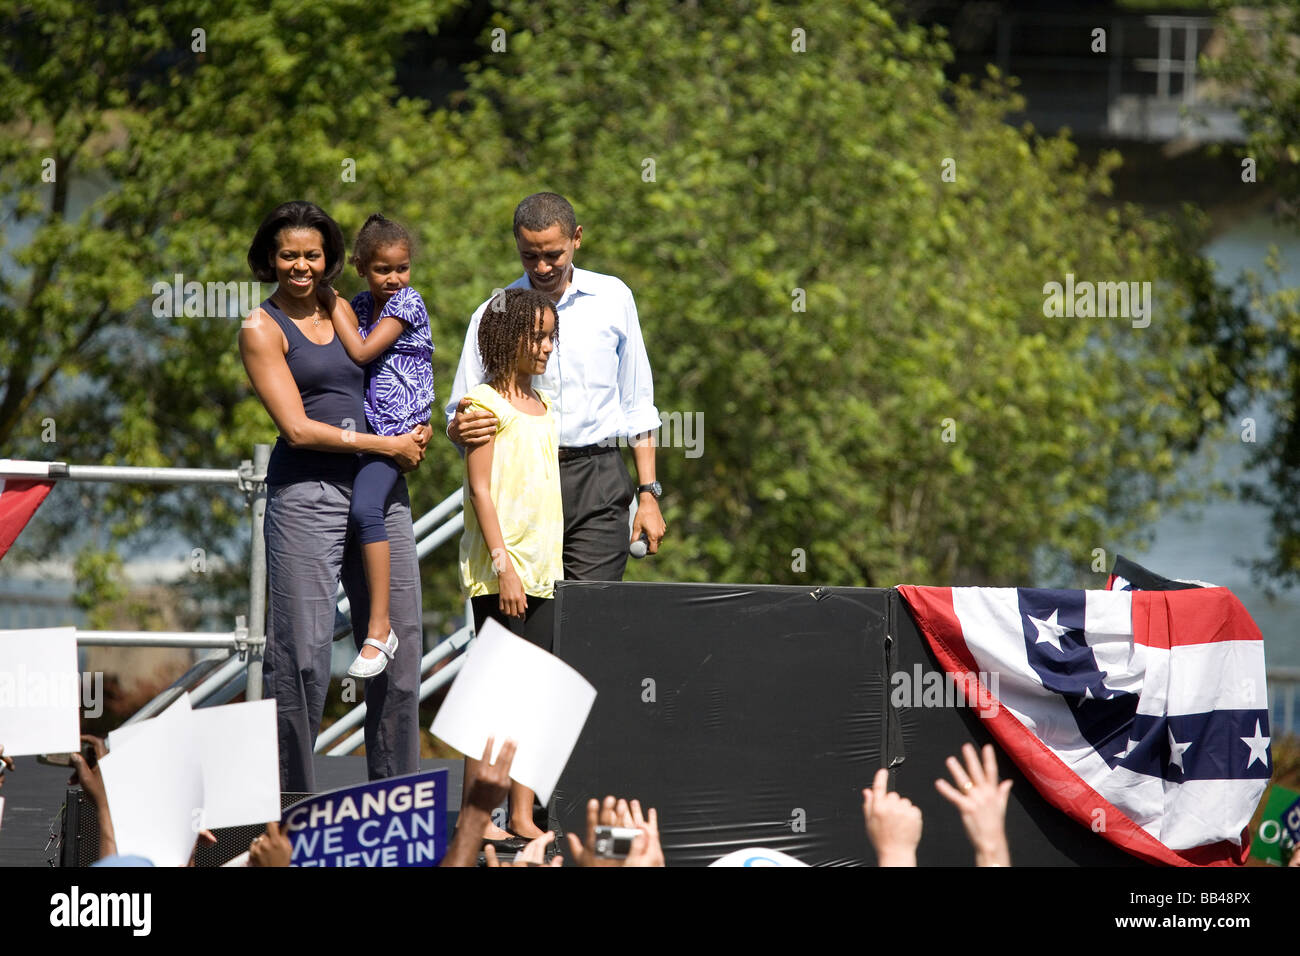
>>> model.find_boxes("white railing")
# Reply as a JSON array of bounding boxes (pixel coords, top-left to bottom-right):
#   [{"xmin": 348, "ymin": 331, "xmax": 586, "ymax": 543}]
[
  {"xmin": 0, "ymin": 450, "xmax": 476, "ymax": 753},
  {"xmin": 2, "ymin": 448, "xmax": 271, "ymax": 707}
]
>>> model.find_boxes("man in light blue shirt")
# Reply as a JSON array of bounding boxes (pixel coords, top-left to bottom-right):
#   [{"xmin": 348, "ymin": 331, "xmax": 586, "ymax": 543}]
[{"xmin": 445, "ymin": 192, "xmax": 667, "ymax": 581}]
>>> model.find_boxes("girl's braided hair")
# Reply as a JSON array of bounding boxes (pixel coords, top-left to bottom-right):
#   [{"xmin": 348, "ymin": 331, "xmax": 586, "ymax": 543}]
[{"xmin": 478, "ymin": 288, "xmax": 558, "ymax": 389}]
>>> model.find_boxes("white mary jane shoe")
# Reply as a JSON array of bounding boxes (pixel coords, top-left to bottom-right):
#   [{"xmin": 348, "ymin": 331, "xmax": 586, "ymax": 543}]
[{"xmin": 347, "ymin": 629, "xmax": 398, "ymax": 679}]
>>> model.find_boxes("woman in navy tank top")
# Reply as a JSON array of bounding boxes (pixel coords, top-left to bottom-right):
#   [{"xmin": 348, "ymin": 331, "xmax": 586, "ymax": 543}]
[{"xmin": 239, "ymin": 201, "xmax": 429, "ymax": 792}]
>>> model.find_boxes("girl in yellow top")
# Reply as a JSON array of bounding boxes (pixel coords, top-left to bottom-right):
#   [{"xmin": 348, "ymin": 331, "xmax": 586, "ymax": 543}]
[{"xmin": 458, "ymin": 286, "xmax": 562, "ymax": 844}]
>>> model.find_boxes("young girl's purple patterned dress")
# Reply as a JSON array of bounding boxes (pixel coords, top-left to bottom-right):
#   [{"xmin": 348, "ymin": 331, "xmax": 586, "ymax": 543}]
[{"xmin": 350, "ymin": 287, "xmax": 435, "ymax": 435}]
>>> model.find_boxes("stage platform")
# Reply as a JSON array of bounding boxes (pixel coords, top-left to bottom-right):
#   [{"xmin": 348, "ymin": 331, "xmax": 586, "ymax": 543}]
[{"xmin": 3, "ymin": 581, "xmax": 1159, "ymax": 867}]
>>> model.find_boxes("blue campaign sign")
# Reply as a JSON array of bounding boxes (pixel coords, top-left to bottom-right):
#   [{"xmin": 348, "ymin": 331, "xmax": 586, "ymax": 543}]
[
  {"xmin": 284, "ymin": 769, "xmax": 448, "ymax": 867},
  {"xmin": 1285, "ymin": 794, "xmax": 1300, "ymax": 848}
]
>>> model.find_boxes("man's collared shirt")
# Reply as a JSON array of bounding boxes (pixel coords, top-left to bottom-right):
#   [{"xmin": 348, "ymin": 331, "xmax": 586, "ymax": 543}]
[{"xmin": 445, "ymin": 267, "xmax": 660, "ymax": 448}]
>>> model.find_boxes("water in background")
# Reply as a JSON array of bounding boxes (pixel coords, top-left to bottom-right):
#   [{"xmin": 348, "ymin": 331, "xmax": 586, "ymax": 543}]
[{"xmin": 1117, "ymin": 213, "xmax": 1300, "ymax": 669}]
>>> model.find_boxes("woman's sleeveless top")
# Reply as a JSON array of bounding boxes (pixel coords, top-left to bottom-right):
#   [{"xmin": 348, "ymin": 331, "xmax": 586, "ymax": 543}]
[{"xmin": 260, "ymin": 297, "xmax": 369, "ymax": 486}]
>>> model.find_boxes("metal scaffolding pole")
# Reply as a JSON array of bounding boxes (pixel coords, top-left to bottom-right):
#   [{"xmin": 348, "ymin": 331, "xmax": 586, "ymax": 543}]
[
  {"xmin": 4, "ymin": 452, "xmax": 482, "ymax": 741},
  {"xmin": 315, "ymin": 624, "xmax": 474, "ymax": 752},
  {"xmin": 119, "ymin": 651, "xmax": 234, "ymax": 726},
  {"xmin": 75, "ymin": 630, "xmax": 244, "ymax": 648},
  {"xmin": 333, "ymin": 498, "xmax": 465, "ymax": 619},
  {"xmin": 2, "ymin": 462, "xmax": 244, "ymax": 486},
  {"xmin": 327, "ymin": 650, "xmax": 470, "ymax": 757},
  {"xmin": 188, "ymin": 651, "xmax": 256, "ymax": 707},
  {"xmin": 411, "ymin": 487, "xmax": 464, "ymax": 541},
  {"xmin": 244, "ymin": 444, "xmax": 270, "ymax": 702}
]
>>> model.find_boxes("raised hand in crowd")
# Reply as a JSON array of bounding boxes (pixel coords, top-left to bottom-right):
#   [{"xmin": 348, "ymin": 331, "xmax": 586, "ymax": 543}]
[
  {"xmin": 935, "ymin": 742, "xmax": 1012, "ymax": 867},
  {"xmin": 0, "ymin": 744, "xmax": 13, "ymax": 789},
  {"xmin": 484, "ymin": 830, "xmax": 562, "ymax": 867},
  {"xmin": 188, "ymin": 829, "xmax": 218, "ymax": 867},
  {"xmin": 68, "ymin": 735, "xmax": 114, "ymax": 861},
  {"xmin": 249, "ymin": 821, "xmax": 292, "ymax": 867},
  {"xmin": 566, "ymin": 795, "xmax": 665, "ymax": 867},
  {"xmin": 441, "ymin": 736, "xmax": 516, "ymax": 867},
  {"xmin": 863, "ymin": 767, "xmax": 922, "ymax": 866}
]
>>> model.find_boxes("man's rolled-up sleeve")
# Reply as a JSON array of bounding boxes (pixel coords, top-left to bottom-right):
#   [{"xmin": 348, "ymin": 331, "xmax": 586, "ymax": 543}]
[
  {"xmin": 445, "ymin": 307, "xmax": 486, "ymax": 438},
  {"xmin": 617, "ymin": 287, "xmax": 661, "ymax": 438}
]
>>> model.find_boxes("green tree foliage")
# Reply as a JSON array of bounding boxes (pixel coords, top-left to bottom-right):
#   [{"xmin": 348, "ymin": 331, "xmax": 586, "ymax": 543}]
[
  {"xmin": 1204, "ymin": 0, "xmax": 1300, "ymax": 589},
  {"xmin": 0, "ymin": 0, "xmax": 1263, "ymax": 627},
  {"xmin": 464, "ymin": 0, "xmax": 1260, "ymax": 586},
  {"xmin": 1207, "ymin": 1, "xmax": 1300, "ymax": 222},
  {"xmin": 0, "ymin": 0, "xmax": 472, "ymax": 615}
]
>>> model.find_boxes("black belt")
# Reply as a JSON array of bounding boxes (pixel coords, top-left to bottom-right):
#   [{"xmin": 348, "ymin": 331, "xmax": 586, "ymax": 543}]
[{"xmin": 558, "ymin": 443, "xmax": 619, "ymax": 462}]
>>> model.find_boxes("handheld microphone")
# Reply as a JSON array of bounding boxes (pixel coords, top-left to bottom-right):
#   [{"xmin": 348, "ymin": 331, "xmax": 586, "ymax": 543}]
[{"xmin": 629, "ymin": 532, "xmax": 649, "ymax": 558}]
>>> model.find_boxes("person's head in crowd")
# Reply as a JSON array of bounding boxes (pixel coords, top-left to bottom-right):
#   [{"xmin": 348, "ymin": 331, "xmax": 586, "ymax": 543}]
[{"xmin": 93, "ymin": 855, "xmax": 154, "ymax": 867}]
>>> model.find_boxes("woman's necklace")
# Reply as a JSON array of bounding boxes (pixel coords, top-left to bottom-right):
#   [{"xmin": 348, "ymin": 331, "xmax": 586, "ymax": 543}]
[{"xmin": 272, "ymin": 295, "xmax": 321, "ymax": 327}]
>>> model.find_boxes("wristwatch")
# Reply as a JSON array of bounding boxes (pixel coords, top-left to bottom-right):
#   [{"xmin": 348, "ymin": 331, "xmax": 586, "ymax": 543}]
[{"xmin": 637, "ymin": 481, "xmax": 662, "ymax": 499}]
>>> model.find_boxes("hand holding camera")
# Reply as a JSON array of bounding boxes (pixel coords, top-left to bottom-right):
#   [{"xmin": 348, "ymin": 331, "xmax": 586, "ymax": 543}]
[{"xmin": 566, "ymin": 795, "xmax": 665, "ymax": 867}]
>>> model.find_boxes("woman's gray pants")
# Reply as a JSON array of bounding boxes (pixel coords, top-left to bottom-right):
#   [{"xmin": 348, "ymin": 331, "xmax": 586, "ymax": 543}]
[{"xmin": 263, "ymin": 477, "xmax": 422, "ymax": 792}]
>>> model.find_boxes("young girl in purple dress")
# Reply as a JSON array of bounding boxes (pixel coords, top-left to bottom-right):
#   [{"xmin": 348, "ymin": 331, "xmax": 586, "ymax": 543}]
[{"xmin": 325, "ymin": 214, "xmax": 435, "ymax": 678}]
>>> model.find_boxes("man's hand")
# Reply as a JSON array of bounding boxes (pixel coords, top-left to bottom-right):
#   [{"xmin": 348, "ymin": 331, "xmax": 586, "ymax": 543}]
[
  {"xmin": 566, "ymin": 795, "xmax": 666, "ymax": 867},
  {"xmin": 441, "ymin": 737, "xmax": 517, "ymax": 867},
  {"xmin": 484, "ymin": 830, "xmax": 562, "ymax": 867},
  {"xmin": 466, "ymin": 737, "xmax": 515, "ymax": 814},
  {"xmin": 566, "ymin": 796, "xmax": 623, "ymax": 868},
  {"xmin": 863, "ymin": 767, "xmax": 922, "ymax": 866},
  {"xmin": 69, "ymin": 735, "xmax": 114, "ymax": 861},
  {"xmin": 0, "ymin": 744, "xmax": 13, "ymax": 789},
  {"xmin": 68, "ymin": 735, "xmax": 108, "ymax": 802},
  {"xmin": 935, "ymin": 743, "xmax": 1012, "ymax": 867},
  {"xmin": 249, "ymin": 821, "xmax": 292, "ymax": 867},
  {"xmin": 631, "ymin": 494, "xmax": 667, "ymax": 555},
  {"xmin": 622, "ymin": 799, "xmax": 665, "ymax": 867},
  {"xmin": 449, "ymin": 396, "xmax": 498, "ymax": 447},
  {"xmin": 188, "ymin": 829, "xmax": 217, "ymax": 867}
]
